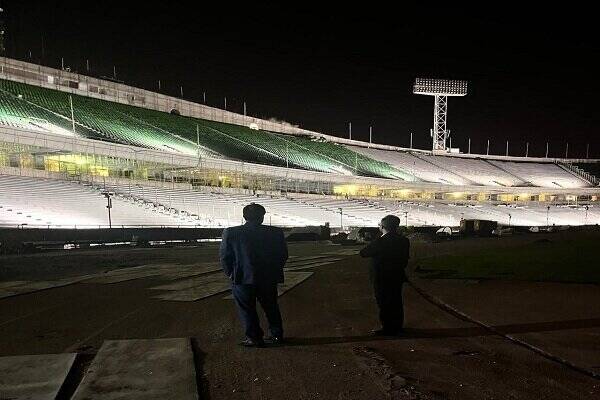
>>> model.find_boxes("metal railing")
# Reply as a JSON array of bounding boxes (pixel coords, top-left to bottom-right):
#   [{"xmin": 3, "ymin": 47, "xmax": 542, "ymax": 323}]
[
  {"xmin": 0, "ymin": 223, "xmax": 218, "ymax": 229},
  {"xmin": 557, "ymin": 161, "xmax": 599, "ymax": 186}
]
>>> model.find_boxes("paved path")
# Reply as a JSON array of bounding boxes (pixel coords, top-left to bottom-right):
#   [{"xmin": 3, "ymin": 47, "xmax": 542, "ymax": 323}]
[{"xmin": 0, "ymin": 242, "xmax": 598, "ymax": 399}]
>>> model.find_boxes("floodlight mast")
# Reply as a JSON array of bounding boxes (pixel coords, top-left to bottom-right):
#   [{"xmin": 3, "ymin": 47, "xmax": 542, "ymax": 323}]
[{"xmin": 413, "ymin": 78, "xmax": 468, "ymax": 152}]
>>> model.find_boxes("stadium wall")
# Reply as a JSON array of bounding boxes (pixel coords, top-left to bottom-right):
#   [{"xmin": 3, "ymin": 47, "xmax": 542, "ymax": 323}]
[{"xmin": 0, "ymin": 227, "xmax": 224, "ymax": 254}]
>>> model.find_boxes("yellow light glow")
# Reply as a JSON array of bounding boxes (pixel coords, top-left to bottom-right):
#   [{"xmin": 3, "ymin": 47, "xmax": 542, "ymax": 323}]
[{"xmin": 334, "ymin": 184, "xmax": 359, "ymax": 196}]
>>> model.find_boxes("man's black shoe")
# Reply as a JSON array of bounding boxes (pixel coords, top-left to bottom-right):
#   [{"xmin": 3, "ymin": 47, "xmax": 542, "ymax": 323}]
[
  {"xmin": 264, "ymin": 336, "xmax": 284, "ymax": 345},
  {"xmin": 239, "ymin": 338, "xmax": 265, "ymax": 348}
]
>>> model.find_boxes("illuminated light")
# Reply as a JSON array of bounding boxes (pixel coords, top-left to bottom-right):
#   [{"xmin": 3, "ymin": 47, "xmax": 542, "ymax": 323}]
[
  {"xmin": 249, "ymin": 123, "xmax": 259, "ymax": 130},
  {"xmin": 413, "ymin": 78, "xmax": 468, "ymax": 97},
  {"xmin": 333, "ymin": 184, "xmax": 359, "ymax": 196},
  {"xmin": 447, "ymin": 192, "xmax": 466, "ymax": 199}
]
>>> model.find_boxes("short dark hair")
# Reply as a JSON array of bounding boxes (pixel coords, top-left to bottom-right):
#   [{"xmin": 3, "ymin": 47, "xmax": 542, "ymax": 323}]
[
  {"xmin": 243, "ymin": 203, "xmax": 266, "ymax": 223},
  {"xmin": 380, "ymin": 215, "xmax": 400, "ymax": 231}
]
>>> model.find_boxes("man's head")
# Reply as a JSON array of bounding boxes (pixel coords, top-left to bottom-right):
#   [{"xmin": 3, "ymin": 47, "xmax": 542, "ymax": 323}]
[
  {"xmin": 379, "ymin": 214, "xmax": 400, "ymax": 234},
  {"xmin": 243, "ymin": 203, "xmax": 266, "ymax": 224}
]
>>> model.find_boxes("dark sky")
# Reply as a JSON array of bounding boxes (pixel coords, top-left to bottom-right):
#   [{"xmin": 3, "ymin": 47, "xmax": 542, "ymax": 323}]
[{"xmin": 3, "ymin": 2, "xmax": 600, "ymax": 157}]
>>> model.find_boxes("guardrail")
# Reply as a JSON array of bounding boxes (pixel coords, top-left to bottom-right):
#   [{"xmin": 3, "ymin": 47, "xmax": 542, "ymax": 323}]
[
  {"xmin": 557, "ymin": 161, "xmax": 599, "ymax": 185},
  {"xmin": 0, "ymin": 224, "xmax": 218, "ymax": 229},
  {"xmin": 0, "ymin": 226, "xmax": 225, "ymax": 254}
]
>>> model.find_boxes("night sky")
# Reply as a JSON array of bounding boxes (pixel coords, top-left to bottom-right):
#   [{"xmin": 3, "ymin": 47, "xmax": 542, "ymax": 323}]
[{"xmin": 3, "ymin": 2, "xmax": 599, "ymax": 158}]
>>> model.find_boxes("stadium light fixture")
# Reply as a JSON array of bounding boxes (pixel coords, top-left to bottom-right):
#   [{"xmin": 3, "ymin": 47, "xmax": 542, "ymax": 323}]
[{"xmin": 413, "ymin": 78, "xmax": 468, "ymax": 152}]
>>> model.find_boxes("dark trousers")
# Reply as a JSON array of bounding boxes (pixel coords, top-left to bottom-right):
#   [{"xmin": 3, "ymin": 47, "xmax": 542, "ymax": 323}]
[
  {"xmin": 374, "ymin": 280, "xmax": 404, "ymax": 332},
  {"xmin": 232, "ymin": 283, "xmax": 283, "ymax": 340}
]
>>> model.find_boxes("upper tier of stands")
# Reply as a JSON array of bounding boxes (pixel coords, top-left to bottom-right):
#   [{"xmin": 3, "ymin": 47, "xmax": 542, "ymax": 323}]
[
  {"xmin": 351, "ymin": 146, "xmax": 592, "ymax": 189},
  {"xmin": 0, "ymin": 79, "xmax": 409, "ymax": 180},
  {"xmin": 488, "ymin": 160, "xmax": 589, "ymax": 188}
]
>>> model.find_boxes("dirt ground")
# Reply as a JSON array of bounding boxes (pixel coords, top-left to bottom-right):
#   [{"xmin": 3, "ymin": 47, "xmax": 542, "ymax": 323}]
[{"xmin": 1, "ymin": 233, "xmax": 599, "ymax": 399}]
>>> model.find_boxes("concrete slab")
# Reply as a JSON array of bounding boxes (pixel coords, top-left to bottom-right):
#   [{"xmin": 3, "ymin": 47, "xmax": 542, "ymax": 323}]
[
  {"xmin": 159, "ymin": 269, "xmax": 221, "ymax": 280},
  {"xmin": 277, "ymin": 271, "xmax": 314, "ymax": 296},
  {"xmin": 0, "ymin": 353, "xmax": 76, "ymax": 400},
  {"xmin": 223, "ymin": 271, "xmax": 314, "ymax": 299},
  {"xmin": 287, "ymin": 255, "xmax": 341, "ymax": 262},
  {"xmin": 0, "ymin": 289, "xmax": 19, "ymax": 299},
  {"xmin": 150, "ymin": 273, "xmax": 227, "ymax": 291},
  {"xmin": 154, "ymin": 282, "xmax": 232, "ymax": 301},
  {"xmin": 285, "ymin": 259, "xmax": 342, "ymax": 271},
  {"xmin": 85, "ymin": 263, "xmax": 221, "ymax": 284},
  {"xmin": 159, "ymin": 264, "xmax": 221, "ymax": 280},
  {"xmin": 72, "ymin": 338, "xmax": 198, "ymax": 400},
  {"xmin": 0, "ymin": 276, "xmax": 95, "ymax": 299},
  {"xmin": 286, "ymin": 257, "xmax": 342, "ymax": 266},
  {"xmin": 325, "ymin": 249, "xmax": 360, "ymax": 256},
  {"xmin": 85, "ymin": 270, "xmax": 166, "ymax": 284},
  {"xmin": 0, "ymin": 280, "xmax": 28, "ymax": 289}
]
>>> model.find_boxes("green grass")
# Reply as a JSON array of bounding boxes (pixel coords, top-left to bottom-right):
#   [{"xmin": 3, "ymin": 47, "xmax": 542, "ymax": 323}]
[{"xmin": 415, "ymin": 235, "xmax": 600, "ymax": 283}]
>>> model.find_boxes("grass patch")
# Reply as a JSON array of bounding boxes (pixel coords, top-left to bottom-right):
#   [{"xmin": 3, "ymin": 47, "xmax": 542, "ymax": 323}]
[{"xmin": 416, "ymin": 236, "xmax": 600, "ymax": 283}]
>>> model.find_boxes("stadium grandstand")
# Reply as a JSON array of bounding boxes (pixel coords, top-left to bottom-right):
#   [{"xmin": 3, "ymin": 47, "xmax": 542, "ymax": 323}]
[{"xmin": 1, "ymin": 56, "xmax": 600, "ymax": 230}]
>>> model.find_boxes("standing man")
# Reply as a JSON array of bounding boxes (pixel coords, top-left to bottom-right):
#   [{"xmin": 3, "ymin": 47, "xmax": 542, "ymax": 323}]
[
  {"xmin": 220, "ymin": 203, "xmax": 288, "ymax": 347},
  {"xmin": 359, "ymin": 215, "xmax": 410, "ymax": 336}
]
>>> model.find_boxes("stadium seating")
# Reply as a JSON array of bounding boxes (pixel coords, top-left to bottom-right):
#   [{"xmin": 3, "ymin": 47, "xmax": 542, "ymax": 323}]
[
  {"xmin": 0, "ymin": 175, "xmax": 202, "ymax": 228},
  {"xmin": 1, "ymin": 175, "xmax": 598, "ymax": 228},
  {"xmin": 351, "ymin": 147, "xmax": 472, "ymax": 185},
  {"xmin": 1, "ymin": 78, "xmax": 596, "ymax": 190},
  {"xmin": 488, "ymin": 160, "xmax": 589, "ymax": 188},
  {"xmin": 351, "ymin": 146, "xmax": 593, "ymax": 189},
  {"xmin": 0, "ymin": 79, "xmax": 412, "ymax": 179},
  {"xmin": 417, "ymin": 155, "xmax": 526, "ymax": 187},
  {"xmin": 0, "ymin": 80, "xmax": 207, "ymax": 155},
  {"xmin": 280, "ymin": 136, "xmax": 413, "ymax": 179}
]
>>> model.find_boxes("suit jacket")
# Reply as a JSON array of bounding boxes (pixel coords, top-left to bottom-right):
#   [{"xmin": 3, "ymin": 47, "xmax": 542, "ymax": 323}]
[
  {"xmin": 359, "ymin": 231, "xmax": 410, "ymax": 284},
  {"xmin": 219, "ymin": 222, "xmax": 288, "ymax": 285}
]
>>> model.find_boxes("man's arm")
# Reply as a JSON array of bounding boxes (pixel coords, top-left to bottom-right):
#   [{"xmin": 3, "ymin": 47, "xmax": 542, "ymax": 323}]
[
  {"xmin": 219, "ymin": 228, "xmax": 235, "ymax": 278},
  {"xmin": 359, "ymin": 238, "xmax": 381, "ymax": 258},
  {"xmin": 279, "ymin": 229, "xmax": 288, "ymax": 265}
]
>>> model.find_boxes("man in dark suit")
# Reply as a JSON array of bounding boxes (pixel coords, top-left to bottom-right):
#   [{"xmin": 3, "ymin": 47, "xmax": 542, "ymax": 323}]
[
  {"xmin": 359, "ymin": 215, "xmax": 410, "ymax": 336},
  {"xmin": 219, "ymin": 203, "xmax": 288, "ymax": 347}
]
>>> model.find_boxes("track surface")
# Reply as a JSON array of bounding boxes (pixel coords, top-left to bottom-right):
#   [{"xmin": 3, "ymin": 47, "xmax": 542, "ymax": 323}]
[{"xmin": 1, "ymin": 237, "xmax": 599, "ymax": 399}]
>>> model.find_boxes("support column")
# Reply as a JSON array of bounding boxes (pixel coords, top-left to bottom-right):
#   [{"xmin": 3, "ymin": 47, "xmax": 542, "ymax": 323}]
[{"xmin": 432, "ymin": 95, "xmax": 448, "ymax": 151}]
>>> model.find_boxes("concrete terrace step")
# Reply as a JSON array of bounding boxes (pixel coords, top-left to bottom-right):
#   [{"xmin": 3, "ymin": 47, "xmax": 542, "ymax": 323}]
[{"xmin": 72, "ymin": 338, "xmax": 198, "ymax": 400}]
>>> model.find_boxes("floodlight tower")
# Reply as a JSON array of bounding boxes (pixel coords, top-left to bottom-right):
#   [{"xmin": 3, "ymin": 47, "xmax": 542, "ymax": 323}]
[{"xmin": 413, "ymin": 78, "xmax": 468, "ymax": 152}]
